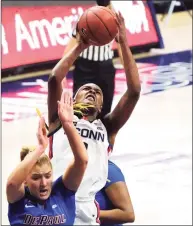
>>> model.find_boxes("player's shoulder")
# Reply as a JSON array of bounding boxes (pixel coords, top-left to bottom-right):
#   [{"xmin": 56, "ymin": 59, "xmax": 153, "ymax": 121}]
[
  {"xmin": 92, "ymin": 119, "xmax": 107, "ymax": 130},
  {"xmin": 8, "ymin": 187, "xmax": 32, "ymax": 211},
  {"xmin": 108, "ymin": 160, "xmax": 122, "ymax": 172},
  {"xmin": 108, "ymin": 161, "xmax": 124, "ymax": 180},
  {"xmin": 104, "ymin": 161, "xmax": 125, "ymax": 189},
  {"xmin": 52, "ymin": 176, "xmax": 76, "ymax": 197},
  {"xmin": 52, "ymin": 176, "xmax": 66, "ymax": 192}
]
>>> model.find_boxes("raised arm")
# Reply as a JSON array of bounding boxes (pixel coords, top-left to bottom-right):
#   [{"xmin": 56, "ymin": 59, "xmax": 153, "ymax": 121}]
[
  {"xmin": 100, "ymin": 182, "xmax": 135, "ymax": 224},
  {"xmin": 103, "ymin": 12, "xmax": 141, "ymax": 139},
  {"xmin": 6, "ymin": 117, "xmax": 48, "ymax": 203},
  {"xmin": 97, "ymin": 161, "xmax": 135, "ymax": 224},
  {"xmin": 108, "ymin": 2, "xmax": 124, "ymax": 66},
  {"xmin": 63, "ymin": 37, "xmax": 78, "ymax": 56},
  {"xmin": 58, "ymin": 90, "xmax": 88, "ymax": 191},
  {"xmin": 48, "ymin": 34, "xmax": 90, "ymax": 132}
]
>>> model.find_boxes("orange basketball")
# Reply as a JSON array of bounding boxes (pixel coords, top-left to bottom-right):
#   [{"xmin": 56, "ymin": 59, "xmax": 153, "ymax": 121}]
[{"xmin": 77, "ymin": 6, "xmax": 118, "ymax": 46}]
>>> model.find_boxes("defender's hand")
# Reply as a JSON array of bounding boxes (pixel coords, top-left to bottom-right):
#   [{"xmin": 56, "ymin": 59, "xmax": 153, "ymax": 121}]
[
  {"xmin": 58, "ymin": 89, "xmax": 74, "ymax": 126},
  {"xmin": 36, "ymin": 117, "xmax": 48, "ymax": 150}
]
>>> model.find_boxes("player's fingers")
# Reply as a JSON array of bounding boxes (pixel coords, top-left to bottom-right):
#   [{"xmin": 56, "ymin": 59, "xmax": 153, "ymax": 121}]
[
  {"xmin": 42, "ymin": 127, "xmax": 47, "ymax": 136},
  {"xmin": 61, "ymin": 77, "xmax": 67, "ymax": 89},
  {"xmin": 114, "ymin": 16, "xmax": 120, "ymax": 27},
  {"xmin": 37, "ymin": 132, "xmax": 45, "ymax": 146},
  {"xmin": 41, "ymin": 116, "xmax": 45, "ymax": 125},
  {"xmin": 62, "ymin": 90, "xmax": 69, "ymax": 105},
  {"xmin": 60, "ymin": 89, "xmax": 66, "ymax": 103},
  {"xmin": 118, "ymin": 11, "xmax": 124, "ymax": 21},
  {"xmin": 40, "ymin": 117, "xmax": 47, "ymax": 134},
  {"xmin": 63, "ymin": 89, "xmax": 71, "ymax": 104},
  {"xmin": 115, "ymin": 35, "xmax": 119, "ymax": 43},
  {"xmin": 115, "ymin": 12, "xmax": 120, "ymax": 20},
  {"xmin": 38, "ymin": 117, "xmax": 41, "ymax": 131},
  {"xmin": 82, "ymin": 36, "xmax": 91, "ymax": 45},
  {"xmin": 79, "ymin": 27, "xmax": 88, "ymax": 38},
  {"xmin": 69, "ymin": 95, "xmax": 73, "ymax": 107},
  {"xmin": 73, "ymin": 99, "xmax": 76, "ymax": 109},
  {"xmin": 37, "ymin": 119, "xmax": 43, "ymax": 140},
  {"xmin": 67, "ymin": 91, "xmax": 71, "ymax": 105},
  {"xmin": 57, "ymin": 100, "xmax": 62, "ymax": 112},
  {"xmin": 38, "ymin": 117, "xmax": 44, "ymax": 130},
  {"xmin": 41, "ymin": 119, "xmax": 47, "ymax": 133},
  {"xmin": 68, "ymin": 90, "xmax": 73, "ymax": 100}
]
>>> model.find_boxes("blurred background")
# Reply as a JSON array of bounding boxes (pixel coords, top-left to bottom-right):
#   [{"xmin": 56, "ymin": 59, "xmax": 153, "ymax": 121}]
[{"xmin": 1, "ymin": 0, "xmax": 192, "ymax": 225}]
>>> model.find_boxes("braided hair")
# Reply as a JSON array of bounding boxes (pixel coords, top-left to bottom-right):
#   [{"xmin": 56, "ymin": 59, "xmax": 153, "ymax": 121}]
[
  {"xmin": 47, "ymin": 102, "xmax": 100, "ymax": 137},
  {"xmin": 96, "ymin": 0, "xmax": 111, "ymax": 7},
  {"xmin": 73, "ymin": 103, "xmax": 96, "ymax": 118}
]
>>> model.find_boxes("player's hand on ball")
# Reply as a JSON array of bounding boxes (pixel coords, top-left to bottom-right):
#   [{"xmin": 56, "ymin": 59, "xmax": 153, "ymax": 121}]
[
  {"xmin": 76, "ymin": 28, "xmax": 91, "ymax": 49},
  {"xmin": 58, "ymin": 89, "xmax": 74, "ymax": 125},
  {"xmin": 36, "ymin": 117, "xmax": 48, "ymax": 150},
  {"xmin": 115, "ymin": 11, "xmax": 127, "ymax": 43}
]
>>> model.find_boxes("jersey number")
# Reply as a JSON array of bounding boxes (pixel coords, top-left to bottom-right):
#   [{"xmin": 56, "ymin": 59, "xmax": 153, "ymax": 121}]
[{"xmin": 83, "ymin": 142, "xmax": 88, "ymax": 150}]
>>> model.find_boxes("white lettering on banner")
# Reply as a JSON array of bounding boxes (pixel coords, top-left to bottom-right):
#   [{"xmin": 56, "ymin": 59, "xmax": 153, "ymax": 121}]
[
  {"xmin": 29, "ymin": 19, "xmax": 57, "ymax": 48},
  {"xmin": 15, "ymin": 7, "xmax": 84, "ymax": 51},
  {"xmin": 1, "ymin": 24, "xmax": 9, "ymax": 54},
  {"xmin": 112, "ymin": 1, "xmax": 149, "ymax": 34},
  {"xmin": 64, "ymin": 7, "xmax": 84, "ymax": 37},
  {"xmin": 15, "ymin": 14, "xmax": 36, "ymax": 51},
  {"xmin": 52, "ymin": 17, "xmax": 69, "ymax": 46}
]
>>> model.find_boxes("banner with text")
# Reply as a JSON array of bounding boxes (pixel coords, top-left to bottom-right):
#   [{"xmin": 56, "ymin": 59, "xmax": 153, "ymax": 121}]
[{"xmin": 2, "ymin": 1, "xmax": 160, "ymax": 69}]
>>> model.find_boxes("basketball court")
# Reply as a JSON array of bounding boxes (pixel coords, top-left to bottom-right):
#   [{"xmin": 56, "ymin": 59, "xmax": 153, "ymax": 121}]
[{"xmin": 2, "ymin": 11, "xmax": 192, "ymax": 225}]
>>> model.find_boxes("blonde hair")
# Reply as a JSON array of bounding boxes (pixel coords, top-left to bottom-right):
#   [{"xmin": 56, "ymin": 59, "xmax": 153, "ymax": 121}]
[{"xmin": 20, "ymin": 146, "xmax": 52, "ymax": 169}]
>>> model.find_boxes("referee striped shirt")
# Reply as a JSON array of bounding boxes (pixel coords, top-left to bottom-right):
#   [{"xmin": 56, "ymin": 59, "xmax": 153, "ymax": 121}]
[{"xmin": 72, "ymin": 29, "xmax": 114, "ymax": 62}]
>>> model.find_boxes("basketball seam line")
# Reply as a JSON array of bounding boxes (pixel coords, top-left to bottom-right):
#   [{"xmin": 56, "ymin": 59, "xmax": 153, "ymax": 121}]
[
  {"xmin": 98, "ymin": 7, "xmax": 116, "ymax": 18},
  {"xmin": 86, "ymin": 10, "xmax": 101, "ymax": 44},
  {"xmin": 90, "ymin": 10, "xmax": 113, "ymax": 39}
]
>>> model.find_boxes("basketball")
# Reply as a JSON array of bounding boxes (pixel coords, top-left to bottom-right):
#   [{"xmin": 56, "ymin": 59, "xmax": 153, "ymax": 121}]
[{"xmin": 77, "ymin": 6, "xmax": 118, "ymax": 46}]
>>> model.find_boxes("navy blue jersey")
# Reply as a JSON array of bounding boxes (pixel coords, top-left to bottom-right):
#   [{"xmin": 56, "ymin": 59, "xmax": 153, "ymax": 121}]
[
  {"xmin": 96, "ymin": 161, "xmax": 125, "ymax": 226},
  {"xmin": 8, "ymin": 176, "xmax": 76, "ymax": 225}
]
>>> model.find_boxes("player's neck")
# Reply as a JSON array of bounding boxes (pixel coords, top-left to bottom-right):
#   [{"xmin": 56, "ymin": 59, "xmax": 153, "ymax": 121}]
[
  {"xmin": 83, "ymin": 114, "xmax": 96, "ymax": 122},
  {"xmin": 82, "ymin": 108, "xmax": 99, "ymax": 122},
  {"xmin": 29, "ymin": 193, "xmax": 47, "ymax": 207}
]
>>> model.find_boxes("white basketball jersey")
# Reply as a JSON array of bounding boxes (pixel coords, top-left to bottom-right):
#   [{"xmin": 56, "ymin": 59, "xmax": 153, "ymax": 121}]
[{"xmin": 50, "ymin": 116, "xmax": 110, "ymax": 200}]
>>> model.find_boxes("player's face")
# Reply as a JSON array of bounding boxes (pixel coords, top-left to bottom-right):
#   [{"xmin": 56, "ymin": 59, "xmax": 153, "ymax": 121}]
[
  {"xmin": 75, "ymin": 83, "xmax": 103, "ymax": 111},
  {"xmin": 26, "ymin": 163, "xmax": 53, "ymax": 201}
]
